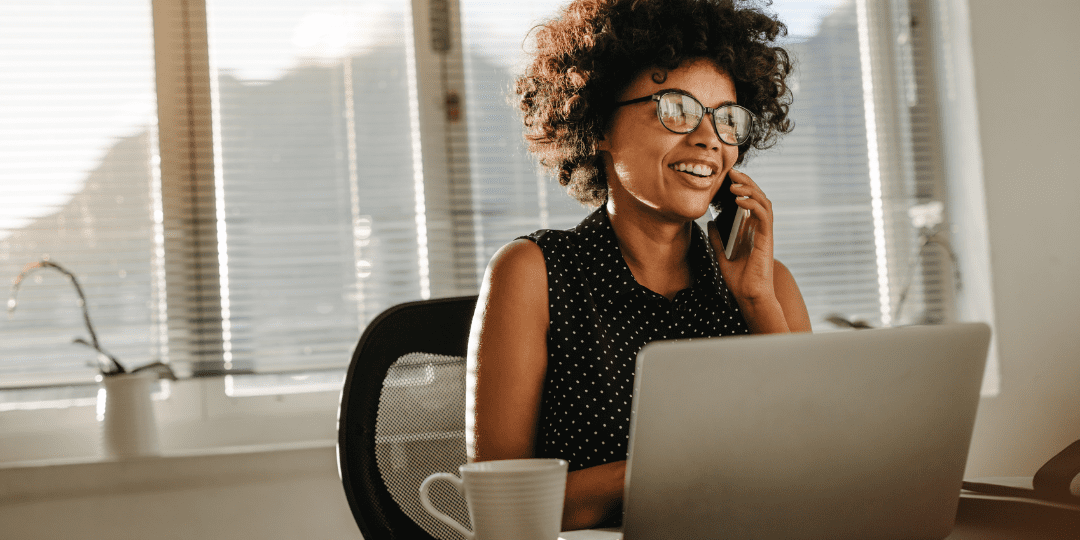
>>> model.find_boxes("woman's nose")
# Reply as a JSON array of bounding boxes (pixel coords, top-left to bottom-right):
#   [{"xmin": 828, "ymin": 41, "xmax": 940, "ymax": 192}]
[{"xmin": 687, "ymin": 117, "xmax": 721, "ymax": 150}]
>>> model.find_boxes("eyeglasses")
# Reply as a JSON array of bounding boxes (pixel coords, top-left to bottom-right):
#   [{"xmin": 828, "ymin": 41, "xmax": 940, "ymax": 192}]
[{"xmin": 613, "ymin": 91, "xmax": 755, "ymax": 146}]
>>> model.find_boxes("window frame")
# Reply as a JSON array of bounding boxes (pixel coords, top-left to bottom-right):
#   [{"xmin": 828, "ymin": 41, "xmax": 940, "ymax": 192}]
[{"xmin": 0, "ymin": 0, "xmax": 998, "ymax": 464}]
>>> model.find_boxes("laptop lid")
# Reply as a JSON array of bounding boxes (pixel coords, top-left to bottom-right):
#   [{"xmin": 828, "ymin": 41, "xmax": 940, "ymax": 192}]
[{"xmin": 622, "ymin": 323, "xmax": 991, "ymax": 540}]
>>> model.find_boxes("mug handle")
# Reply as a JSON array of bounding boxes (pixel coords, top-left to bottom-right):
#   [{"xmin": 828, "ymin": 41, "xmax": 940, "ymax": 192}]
[{"xmin": 419, "ymin": 472, "xmax": 473, "ymax": 539}]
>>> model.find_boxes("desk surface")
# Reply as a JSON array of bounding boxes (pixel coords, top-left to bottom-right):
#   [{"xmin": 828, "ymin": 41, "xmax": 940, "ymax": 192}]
[
  {"xmin": 560, "ymin": 493, "xmax": 1080, "ymax": 540},
  {"xmin": 949, "ymin": 492, "xmax": 1080, "ymax": 539}
]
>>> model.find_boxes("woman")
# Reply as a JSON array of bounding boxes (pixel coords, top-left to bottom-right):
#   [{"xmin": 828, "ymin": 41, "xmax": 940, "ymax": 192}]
[{"xmin": 466, "ymin": 0, "xmax": 812, "ymax": 530}]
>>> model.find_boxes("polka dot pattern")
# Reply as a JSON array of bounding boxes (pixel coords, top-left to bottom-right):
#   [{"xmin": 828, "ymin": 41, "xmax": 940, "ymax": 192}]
[{"xmin": 521, "ymin": 207, "xmax": 748, "ymax": 473}]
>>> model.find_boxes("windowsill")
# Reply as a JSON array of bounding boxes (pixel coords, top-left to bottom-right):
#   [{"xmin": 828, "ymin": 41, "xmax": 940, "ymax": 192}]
[
  {"xmin": 0, "ymin": 376, "xmax": 342, "ymax": 465},
  {"xmin": 0, "ymin": 439, "xmax": 338, "ymax": 506}
]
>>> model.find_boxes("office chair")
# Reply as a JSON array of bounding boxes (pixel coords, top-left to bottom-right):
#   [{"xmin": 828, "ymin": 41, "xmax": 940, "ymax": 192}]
[{"xmin": 338, "ymin": 295, "xmax": 478, "ymax": 540}]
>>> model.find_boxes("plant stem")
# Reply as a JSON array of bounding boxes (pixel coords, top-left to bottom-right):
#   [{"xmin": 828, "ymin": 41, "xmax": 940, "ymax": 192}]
[{"xmin": 8, "ymin": 260, "xmax": 127, "ymax": 374}]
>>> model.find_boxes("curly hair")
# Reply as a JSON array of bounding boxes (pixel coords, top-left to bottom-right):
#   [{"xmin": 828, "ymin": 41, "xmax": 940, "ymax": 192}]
[{"xmin": 516, "ymin": 0, "xmax": 794, "ymax": 207}]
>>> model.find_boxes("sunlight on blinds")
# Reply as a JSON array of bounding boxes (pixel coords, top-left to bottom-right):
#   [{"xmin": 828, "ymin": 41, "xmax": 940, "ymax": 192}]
[
  {"xmin": 855, "ymin": 0, "xmax": 893, "ymax": 325},
  {"xmin": 0, "ymin": 1, "xmax": 160, "ymax": 390},
  {"xmin": 0, "ymin": 0, "xmax": 974, "ymax": 397},
  {"xmin": 461, "ymin": 0, "xmax": 957, "ymax": 331},
  {"xmin": 459, "ymin": 0, "xmax": 597, "ymax": 274},
  {"xmin": 404, "ymin": 3, "xmax": 433, "ymax": 300},
  {"xmin": 738, "ymin": 0, "xmax": 957, "ymax": 331},
  {"xmin": 203, "ymin": 0, "xmax": 423, "ymax": 374}
]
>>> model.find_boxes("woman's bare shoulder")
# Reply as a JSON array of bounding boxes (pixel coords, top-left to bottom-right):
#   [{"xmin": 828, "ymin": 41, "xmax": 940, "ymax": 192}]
[
  {"xmin": 490, "ymin": 238, "xmax": 545, "ymax": 272},
  {"xmin": 475, "ymin": 238, "xmax": 549, "ymax": 327},
  {"xmin": 484, "ymin": 238, "xmax": 547, "ymax": 294}
]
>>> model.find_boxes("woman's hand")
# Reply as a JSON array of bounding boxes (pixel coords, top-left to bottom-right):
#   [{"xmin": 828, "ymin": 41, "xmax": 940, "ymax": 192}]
[
  {"xmin": 708, "ymin": 169, "xmax": 812, "ymax": 333},
  {"xmin": 709, "ymin": 170, "xmax": 776, "ymax": 303},
  {"xmin": 562, "ymin": 460, "xmax": 627, "ymax": 530}
]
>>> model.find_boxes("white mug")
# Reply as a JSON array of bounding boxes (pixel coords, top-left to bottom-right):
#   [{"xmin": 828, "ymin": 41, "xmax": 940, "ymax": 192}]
[{"xmin": 419, "ymin": 458, "xmax": 568, "ymax": 540}]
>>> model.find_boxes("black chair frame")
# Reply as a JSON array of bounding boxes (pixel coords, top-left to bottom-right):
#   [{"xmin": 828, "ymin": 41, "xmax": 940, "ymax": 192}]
[{"xmin": 338, "ymin": 295, "xmax": 478, "ymax": 540}]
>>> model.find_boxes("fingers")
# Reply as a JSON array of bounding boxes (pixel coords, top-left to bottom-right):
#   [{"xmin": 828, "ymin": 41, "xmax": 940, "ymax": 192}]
[
  {"xmin": 726, "ymin": 169, "xmax": 766, "ymax": 202},
  {"xmin": 725, "ymin": 171, "xmax": 773, "ymax": 256},
  {"xmin": 726, "ymin": 169, "xmax": 762, "ymax": 192},
  {"xmin": 726, "ymin": 168, "xmax": 753, "ymax": 185},
  {"xmin": 727, "ymin": 170, "xmax": 772, "ymax": 227}
]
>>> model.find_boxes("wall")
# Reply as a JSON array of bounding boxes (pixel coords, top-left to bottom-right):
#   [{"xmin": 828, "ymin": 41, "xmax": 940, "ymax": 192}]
[
  {"xmin": 963, "ymin": 0, "xmax": 1080, "ymax": 477},
  {"xmin": 0, "ymin": 444, "xmax": 361, "ymax": 540}
]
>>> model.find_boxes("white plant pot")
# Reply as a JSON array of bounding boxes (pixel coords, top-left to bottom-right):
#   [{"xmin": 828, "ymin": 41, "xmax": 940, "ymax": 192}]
[{"xmin": 97, "ymin": 371, "xmax": 160, "ymax": 458}]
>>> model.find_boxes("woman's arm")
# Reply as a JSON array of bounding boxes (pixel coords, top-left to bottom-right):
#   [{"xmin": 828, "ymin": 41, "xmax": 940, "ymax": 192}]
[
  {"xmin": 562, "ymin": 460, "xmax": 626, "ymax": 530},
  {"xmin": 467, "ymin": 239, "xmax": 549, "ymax": 462},
  {"xmin": 771, "ymin": 259, "xmax": 812, "ymax": 332},
  {"xmin": 466, "ymin": 238, "xmax": 625, "ymax": 530}
]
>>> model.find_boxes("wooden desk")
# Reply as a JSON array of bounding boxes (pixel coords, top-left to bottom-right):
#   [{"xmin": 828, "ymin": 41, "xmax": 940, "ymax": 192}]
[
  {"xmin": 562, "ymin": 493, "xmax": 1080, "ymax": 539},
  {"xmin": 948, "ymin": 491, "xmax": 1080, "ymax": 539}
]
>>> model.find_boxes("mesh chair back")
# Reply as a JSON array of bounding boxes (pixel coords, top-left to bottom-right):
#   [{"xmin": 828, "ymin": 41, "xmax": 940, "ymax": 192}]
[{"xmin": 338, "ymin": 295, "xmax": 478, "ymax": 540}]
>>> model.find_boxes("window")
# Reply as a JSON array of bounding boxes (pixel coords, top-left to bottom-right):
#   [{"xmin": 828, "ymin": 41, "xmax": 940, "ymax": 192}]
[
  {"xmin": 0, "ymin": 1, "xmax": 160, "ymax": 394},
  {"xmin": 741, "ymin": 0, "xmax": 956, "ymax": 329},
  {"xmin": 458, "ymin": 0, "xmax": 589, "ymax": 254},
  {"xmin": 457, "ymin": 0, "xmax": 968, "ymax": 331},
  {"xmin": 1, "ymin": 0, "xmax": 993, "ymax": 412},
  {"xmin": 204, "ymin": 0, "xmax": 424, "ymax": 375}
]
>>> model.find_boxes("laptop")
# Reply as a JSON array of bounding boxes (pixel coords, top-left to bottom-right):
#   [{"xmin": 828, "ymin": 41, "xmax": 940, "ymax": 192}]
[{"xmin": 621, "ymin": 322, "xmax": 991, "ymax": 540}]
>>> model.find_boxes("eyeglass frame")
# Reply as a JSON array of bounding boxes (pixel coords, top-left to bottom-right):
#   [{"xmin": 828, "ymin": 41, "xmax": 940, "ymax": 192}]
[{"xmin": 612, "ymin": 90, "xmax": 756, "ymax": 147}]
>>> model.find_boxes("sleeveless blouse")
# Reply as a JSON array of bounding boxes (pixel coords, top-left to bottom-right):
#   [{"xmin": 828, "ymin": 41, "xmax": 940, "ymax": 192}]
[{"xmin": 523, "ymin": 207, "xmax": 749, "ymax": 473}]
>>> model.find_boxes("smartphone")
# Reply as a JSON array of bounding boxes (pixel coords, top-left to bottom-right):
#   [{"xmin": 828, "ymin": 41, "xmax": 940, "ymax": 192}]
[{"xmin": 709, "ymin": 175, "xmax": 752, "ymax": 260}]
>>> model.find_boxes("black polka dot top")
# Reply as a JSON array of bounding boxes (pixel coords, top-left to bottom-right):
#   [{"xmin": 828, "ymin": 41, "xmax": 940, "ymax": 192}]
[{"xmin": 522, "ymin": 206, "xmax": 749, "ymax": 474}]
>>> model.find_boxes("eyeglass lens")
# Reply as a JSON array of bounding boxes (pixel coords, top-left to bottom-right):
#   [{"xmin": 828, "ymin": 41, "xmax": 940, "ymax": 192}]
[{"xmin": 657, "ymin": 93, "xmax": 750, "ymax": 145}]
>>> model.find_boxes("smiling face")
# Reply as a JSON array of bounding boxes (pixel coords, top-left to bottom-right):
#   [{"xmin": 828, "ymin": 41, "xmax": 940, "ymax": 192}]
[{"xmin": 600, "ymin": 59, "xmax": 740, "ymax": 223}]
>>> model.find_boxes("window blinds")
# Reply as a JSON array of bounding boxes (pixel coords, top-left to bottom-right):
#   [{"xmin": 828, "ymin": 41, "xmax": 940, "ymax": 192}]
[
  {"xmin": 0, "ymin": 1, "xmax": 160, "ymax": 389},
  {"xmin": 739, "ymin": 0, "xmax": 955, "ymax": 329},
  {"xmin": 459, "ymin": 0, "xmax": 957, "ymax": 331},
  {"xmin": 198, "ymin": 0, "xmax": 426, "ymax": 373},
  {"xmin": 1, "ymin": 0, "xmax": 962, "ymax": 392}
]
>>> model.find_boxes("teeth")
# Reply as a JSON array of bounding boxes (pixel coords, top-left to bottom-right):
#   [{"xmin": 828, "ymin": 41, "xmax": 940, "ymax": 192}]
[{"xmin": 673, "ymin": 163, "xmax": 713, "ymax": 177}]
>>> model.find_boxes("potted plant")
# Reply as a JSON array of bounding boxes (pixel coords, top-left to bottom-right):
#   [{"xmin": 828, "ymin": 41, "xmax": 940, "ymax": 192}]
[{"xmin": 8, "ymin": 259, "xmax": 176, "ymax": 458}]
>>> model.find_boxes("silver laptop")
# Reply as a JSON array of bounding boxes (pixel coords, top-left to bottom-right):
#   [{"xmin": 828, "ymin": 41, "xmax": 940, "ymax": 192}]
[{"xmin": 622, "ymin": 323, "xmax": 991, "ymax": 540}]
